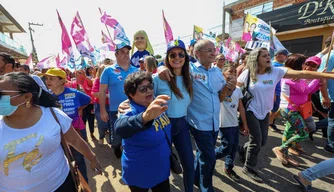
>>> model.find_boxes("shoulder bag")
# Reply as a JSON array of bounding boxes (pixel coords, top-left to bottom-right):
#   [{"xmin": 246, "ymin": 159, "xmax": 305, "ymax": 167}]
[
  {"xmin": 282, "ymin": 94, "xmax": 312, "ymax": 119},
  {"xmin": 50, "ymin": 108, "xmax": 92, "ymax": 192},
  {"xmin": 241, "ymin": 70, "xmax": 253, "ymax": 109}
]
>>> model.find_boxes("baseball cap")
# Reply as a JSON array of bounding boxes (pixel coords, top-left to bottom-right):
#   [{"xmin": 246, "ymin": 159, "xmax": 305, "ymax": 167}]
[
  {"xmin": 43, "ymin": 68, "xmax": 66, "ymax": 79},
  {"xmin": 275, "ymin": 49, "xmax": 289, "ymax": 56},
  {"xmin": 167, "ymin": 39, "xmax": 186, "ymax": 54},
  {"xmin": 190, "ymin": 39, "xmax": 197, "ymax": 46},
  {"xmin": 116, "ymin": 42, "xmax": 131, "ymax": 51},
  {"xmin": 305, "ymin": 56, "xmax": 322, "ymax": 66},
  {"xmin": 139, "ymin": 57, "xmax": 144, "ymax": 62}
]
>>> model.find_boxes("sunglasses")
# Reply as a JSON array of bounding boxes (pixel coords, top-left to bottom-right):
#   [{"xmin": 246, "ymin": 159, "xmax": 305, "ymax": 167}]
[
  {"xmin": 138, "ymin": 83, "xmax": 154, "ymax": 93},
  {"xmin": 217, "ymin": 58, "xmax": 225, "ymax": 61},
  {"xmin": 169, "ymin": 53, "xmax": 185, "ymax": 59},
  {"xmin": 0, "ymin": 90, "xmax": 21, "ymax": 99}
]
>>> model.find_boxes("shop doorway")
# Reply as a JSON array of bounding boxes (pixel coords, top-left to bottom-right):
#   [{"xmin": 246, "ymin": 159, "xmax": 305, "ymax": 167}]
[{"xmin": 281, "ymin": 36, "xmax": 323, "ymax": 56}]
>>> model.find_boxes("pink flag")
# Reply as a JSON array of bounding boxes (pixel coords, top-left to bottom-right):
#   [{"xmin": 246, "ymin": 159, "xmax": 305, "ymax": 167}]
[
  {"xmin": 101, "ymin": 30, "xmax": 116, "ymax": 51},
  {"xmin": 25, "ymin": 53, "xmax": 34, "ymax": 70},
  {"xmin": 37, "ymin": 55, "xmax": 57, "ymax": 69},
  {"xmin": 100, "ymin": 11, "xmax": 130, "ymax": 45},
  {"xmin": 162, "ymin": 10, "xmax": 174, "ymax": 45},
  {"xmin": 56, "ymin": 10, "xmax": 75, "ymax": 65}
]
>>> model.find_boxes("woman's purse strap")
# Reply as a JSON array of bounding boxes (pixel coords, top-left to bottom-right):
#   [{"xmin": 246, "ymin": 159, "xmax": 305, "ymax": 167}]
[
  {"xmin": 246, "ymin": 70, "xmax": 251, "ymax": 91},
  {"xmin": 49, "ymin": 107, "xmax": 79, "ymax": 189},
  {"xmin": 161, "ymin": 126, "xmax": 172, "ymax": 152}
]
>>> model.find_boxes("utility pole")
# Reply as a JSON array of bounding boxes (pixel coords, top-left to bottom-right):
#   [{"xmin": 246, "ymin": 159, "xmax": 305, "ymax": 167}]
[
  {"xmin": 222, "ymin": 1, "xmax": 225, "ymax": 41},
  {"xmin": 28, "ymin": 22, "xmax": 43, "ymax": 62}
]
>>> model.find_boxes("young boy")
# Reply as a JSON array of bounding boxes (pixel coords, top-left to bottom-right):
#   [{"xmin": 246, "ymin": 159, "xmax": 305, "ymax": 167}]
[{"xmin": 215, "ymin": 63, "xmax": 249, "ymax": 182}]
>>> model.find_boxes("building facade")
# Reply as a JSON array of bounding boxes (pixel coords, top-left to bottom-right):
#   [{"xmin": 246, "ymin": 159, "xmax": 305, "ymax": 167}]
[{"xmin": 225, "ymin": 0, "xmax": 332, "ymax": 56}]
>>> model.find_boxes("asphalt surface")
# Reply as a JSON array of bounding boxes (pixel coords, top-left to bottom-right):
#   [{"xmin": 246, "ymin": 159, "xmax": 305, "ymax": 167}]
[{"xmin": 85, "ymin": 120, "xmax": 334, "ymax": 192}]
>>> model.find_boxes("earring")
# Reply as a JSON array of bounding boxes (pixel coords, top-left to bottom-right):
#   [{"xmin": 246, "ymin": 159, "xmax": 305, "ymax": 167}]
[{"xmin": 26, "ymin": 101, "xmax": 31, "ymax": 108}]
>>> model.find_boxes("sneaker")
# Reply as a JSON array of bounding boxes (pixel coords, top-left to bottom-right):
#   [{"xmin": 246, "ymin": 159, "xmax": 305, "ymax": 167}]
[
  {"xmin": 113, "ymin": 146, "xmax": 122, "ymax": 159},
  {"xmin": 308, "ymin": 131, "xmax": 315, "ymax": 141},
  {"xmin": 224, "ymin": 168, "xmax": 240, "ymax": 183},
  {"xmin": 105, "ymin": 131, "xmax": 111, "ymax": 144},
  {"xmin": 98, "ymin": 139, "xmax": 104, "ymax": 146},
  {"xmin": 287, "ymin": 156, "xmax": 300, "ymax": 167},
  {"xmin": 269, "ymin": 124, "xmax": 280, "ymax": 132},
  {"xmin": 288, "ymin": 147, "xmax": 300, "ymax": 156},
  {"xmin": 242, "ymin": 167, "xmax": 263, "ymax": 183},
  {"xmin": 272, "ymin": 147, "xmax": 288, "ymax": 165},
  {"xmin": 324, "ymin": 145, "xmax": 334, "ymax": 154},
  {"xmin": 238, "ymin": 146, "xmax": 246, "ymax": 164}
]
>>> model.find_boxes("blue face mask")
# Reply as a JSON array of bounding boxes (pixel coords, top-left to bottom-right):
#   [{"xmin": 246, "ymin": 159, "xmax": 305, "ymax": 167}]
[{"xmin": 0, "ymin": 95, "xmax": 24, "ymax": 116}]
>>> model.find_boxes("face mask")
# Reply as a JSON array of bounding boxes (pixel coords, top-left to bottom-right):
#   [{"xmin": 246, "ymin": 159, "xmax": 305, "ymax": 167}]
[{"xmin": 0, "ymin": 95, "xmax": 25, "ymax": 116}]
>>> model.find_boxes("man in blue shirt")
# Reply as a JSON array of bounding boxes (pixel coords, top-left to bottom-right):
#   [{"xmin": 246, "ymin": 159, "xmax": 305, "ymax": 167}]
[
  {"xmin": 188, "ymin": 39, "xmax": 197, "ymax": 64},
  {"xmin": 319, "ymin": 49, "xmax": 334, "ymax": 154},
  {"xmin": 99, "ymin": 42, "xmax": 138, "ymax": 158},
  {"xmin": 269, "ymin": 49, "xmax": 288, "ymax": 132}
]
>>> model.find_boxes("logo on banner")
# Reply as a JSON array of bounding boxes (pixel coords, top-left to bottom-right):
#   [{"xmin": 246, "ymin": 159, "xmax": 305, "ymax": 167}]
[{"xmin": 245, "ymin": 41, "xmax": 270, "ymax": 50}]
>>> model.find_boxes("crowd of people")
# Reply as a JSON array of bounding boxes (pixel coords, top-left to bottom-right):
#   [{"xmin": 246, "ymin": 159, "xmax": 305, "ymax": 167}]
[{"xmin": 0, "ymin": 31, "xmax": 333, "ymax": 192}]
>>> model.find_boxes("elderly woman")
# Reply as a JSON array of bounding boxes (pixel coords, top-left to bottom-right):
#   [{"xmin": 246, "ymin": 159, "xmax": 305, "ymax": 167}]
[
  {"xmin": 237, "ymin": 47, "xmax": 334, "ymax": 183},
  {"xmin": 0, "ymin": 72, "xmax": 101, "ymax": 191},
  {"xmin": 115, "ymin": 71, "xmax": 172, "ymax": 192}
]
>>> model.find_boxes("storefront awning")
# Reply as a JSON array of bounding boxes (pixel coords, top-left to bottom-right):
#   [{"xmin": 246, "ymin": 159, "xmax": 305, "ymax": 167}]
[
  {"xmin": 0, "ymin": 32, "xmax": 27, "ymax": 58},
  {"xmin": 258, "ymin": 0, "xmax": 334, "ymax": 33}
]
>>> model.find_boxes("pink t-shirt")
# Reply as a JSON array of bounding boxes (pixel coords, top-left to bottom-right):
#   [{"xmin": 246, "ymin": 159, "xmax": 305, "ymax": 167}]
[
  {"xmin": 92, "ymin": 78, "xmax": 109, "ymax": 104},
  {"xmin": 72, "ymin": 78, "xmax": 93, "ymax": 104}
]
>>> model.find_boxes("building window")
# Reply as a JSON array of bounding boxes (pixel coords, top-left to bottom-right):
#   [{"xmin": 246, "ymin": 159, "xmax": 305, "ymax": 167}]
[{"xmin": 244, "ymin": 2, "xmax": 273, "ymax": 16}]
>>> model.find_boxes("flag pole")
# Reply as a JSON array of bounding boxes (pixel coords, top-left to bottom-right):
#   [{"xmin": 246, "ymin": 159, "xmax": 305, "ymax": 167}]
[
  {"xmin": 325, "ymin": 30, "xmax": 334, "ymax": 69},
  {"xmin": 98, "ymin": 7, "xmax": 113, "ymax": 41}
]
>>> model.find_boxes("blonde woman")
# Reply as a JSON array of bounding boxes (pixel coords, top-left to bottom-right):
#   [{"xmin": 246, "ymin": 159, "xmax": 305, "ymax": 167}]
[
  {"xmin": 144, "ymin": 56, "xmax": 157, "ymax": 74},
  {"xmin": 237, "ymin": 47, "xmax": 334, "ymax": 183},
  {"xmin": 130, "ymin": 30, "xmax": 154, "ymax": 68},
  {"xmin": 91, "ymin": 64, "xmax": 110, "ymax": 145}
]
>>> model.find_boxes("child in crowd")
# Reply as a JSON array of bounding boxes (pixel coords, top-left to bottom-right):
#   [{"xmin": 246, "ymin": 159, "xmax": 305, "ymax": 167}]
[{"xmin": 215, "ymin": 63, "xmax": 249, "ymax": 182}]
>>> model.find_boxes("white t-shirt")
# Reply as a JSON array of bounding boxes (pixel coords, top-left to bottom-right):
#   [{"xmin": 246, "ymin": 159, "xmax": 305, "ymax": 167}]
[
  {"xmin": 0, "ymin": 106, "xmax": 72, "ymax": 192},
  {"xmin": 219, "ymin": 87, "xmax": 243, "ymax": 128},
  {"xmin": 237, "ymin": 68, "xmax": 288, "ymax": 120}
]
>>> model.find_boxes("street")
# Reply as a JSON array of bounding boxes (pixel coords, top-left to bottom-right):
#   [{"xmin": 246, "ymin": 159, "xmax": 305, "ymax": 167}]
[{"xmin": 86, "ymin": 121, "xmax": 334, "ymax": 192}]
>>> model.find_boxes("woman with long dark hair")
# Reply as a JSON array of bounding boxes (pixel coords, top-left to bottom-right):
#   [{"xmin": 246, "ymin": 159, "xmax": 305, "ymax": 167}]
[{"xmin": 0, "ymin": 72, "xmax": 101, "ymax": 191}]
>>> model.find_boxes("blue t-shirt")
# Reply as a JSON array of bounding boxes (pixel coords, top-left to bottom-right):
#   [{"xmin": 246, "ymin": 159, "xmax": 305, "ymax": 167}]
[
  {"xmin": 54, "ymin": 87, "xmax": 91, "ymax": 129},
  {"xmin": 130, "ymin": 50, "xmax": 150, "ymax": 68},
  {"xmin": 272, "ymin": 61, "xmax": 284, "ymax": 96},
  {"xmin": 189, "ymin": 55, "xmax": 197, "ymax": 64},
  {"xmin": 100, "ymin": 64, "xmax": 138, "ymax": 111},
  {"xmin": 120, "ymin": 101, "xmax": 171, "ymax": 188},
  {"xmin": 153, "ymin": 75, "xmax": 191, "ymax": 118}
]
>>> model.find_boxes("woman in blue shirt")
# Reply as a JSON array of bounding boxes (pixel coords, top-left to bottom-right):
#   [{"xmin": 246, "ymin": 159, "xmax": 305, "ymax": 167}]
[
  {"xmin": 153, "ymin": 39, "xmax": 194, "ymax": 192},
  {"xmin": 115, "ymin": 71, "xmax": 172, "ymax": 192}
]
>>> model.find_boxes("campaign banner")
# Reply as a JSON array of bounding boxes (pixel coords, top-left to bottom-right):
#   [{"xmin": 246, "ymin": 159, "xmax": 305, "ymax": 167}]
[
  {"xmin": 245, "ymin": 40, "xmax": 270, "ymax": 50},
  {"xmin": 242, "ymin": 13, "xmax": 276, "ymax": 42}
]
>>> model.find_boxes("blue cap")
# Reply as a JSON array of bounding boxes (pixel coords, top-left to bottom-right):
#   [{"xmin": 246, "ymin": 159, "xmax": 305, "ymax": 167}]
[
  {"xmin": 190, "ymin": 39, "xmax": 197, "ymax": 46},
  {"xmin": 166, "ymin": 39, "xmax": 186, "ymax": 54},
  {"xmin": 275, "ymin": 49, "xmax": 289, "ymax": 56},
  {"xmin": 116, "ymin": 42, "xmax": 131, "ymax": 51}
]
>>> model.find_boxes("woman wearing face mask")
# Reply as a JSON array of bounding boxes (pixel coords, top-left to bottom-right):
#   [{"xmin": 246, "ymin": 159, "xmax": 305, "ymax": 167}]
[
  {"xmin": 44, "ymin": 68, "xmax": 92, "ymax": 182},
  {"xmin": 0, "ymin": 72, "xmax": 101, "ymax": 192}
]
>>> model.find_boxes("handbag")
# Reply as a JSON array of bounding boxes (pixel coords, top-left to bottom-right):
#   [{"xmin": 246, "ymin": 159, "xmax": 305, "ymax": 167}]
[
  {"xmin": 241, "ymin": 70, "xmax": 253, "ymax": 109},
  {"xmin": 282, "ymin": 94, "xmax": 313, "ymax": 119},
  {"xmin": 50, "ymin": 108, "xmax": 92, "ymax": 192},
  {"xmin": 161, "ymin": 128, "xmax": 183, "ymax": 174}
]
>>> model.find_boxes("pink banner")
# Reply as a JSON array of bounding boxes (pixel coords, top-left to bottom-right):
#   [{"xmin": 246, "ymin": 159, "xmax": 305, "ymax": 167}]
[
  {"xmin": 25, "ymin": 53, "xmax": 34, "ymax": 70},
  {"xmin": 101, "ymin": 31, "xmax": 116, "ymax": 51},
  {"xmin": 162, "ymin": 10, "xmax": 174, "ymax": 45}
]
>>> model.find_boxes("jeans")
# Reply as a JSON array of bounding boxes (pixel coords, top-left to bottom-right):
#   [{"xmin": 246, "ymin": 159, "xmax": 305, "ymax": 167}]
[
  {"xmin": 190, "ymin": 125, "xmax": 218, "ymax": 192},
  {"xmin": 71, "ymin": 129, "xmax": 88, "ymax": 182},
  {"xmin": 94, "ymin": 104, "xmax": 111, "ymax": 140},
  {"xmin": 129, "ymin": 179, "xmax": 170, "ymax": 192},
  {"xmin": 327, "ymin": 102, "xmax": 334, "ymax": 149},
  {"xmin": 170, "ymin": 117, "xmax": 194, "ymax": 192},
  {"xmin": 54, "ymin": 172, "xmax": 76, "ymax": 192},
  {"xmin": 215, "ymin": 126, "xmax": 239, "ymax": 170},
  {"xmin": 301, "ymin": 158, "xmax": 334, "ymax": 181},
  {"xmin": 242, "ymin": 111, "xmax": 269, "ymax": 168},
  {"xmin": 109, "ymin": 111, "xmax": 121, "ymax": 148},
  {"xmin": 82, "ymin": 104, "xmax": 95, "ymax": 134}
]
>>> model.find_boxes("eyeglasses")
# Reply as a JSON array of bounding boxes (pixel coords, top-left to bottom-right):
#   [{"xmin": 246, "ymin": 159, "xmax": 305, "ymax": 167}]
[
  {"xmin": 0, "ymin": 90, "xmax": 21, "ymax": 99},
  {"xmin": 305, "ymin": 62, "xmax": 319, "ymax": 68},
  {"xmin": 217, "ymin": 58, "xmax": 225, "ymax": 61},
  {"xmin": 138, "ymin": 83, "xmax": 154, "ymax": 93},
  {"xmin": 169, "ymin": 53, "xmax": 185, "ymax": 59},
  {"xmin": 200, "ymin": 48, "xmax": 215, "ymax": 53}
]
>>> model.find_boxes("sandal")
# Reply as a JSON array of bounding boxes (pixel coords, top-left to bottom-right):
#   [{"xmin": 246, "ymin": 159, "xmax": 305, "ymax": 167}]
[
  {"xmin": 292, "ymin": 174, "xmax": 313, "ymax": 192},
  {"xmin": 269, "ymin": 124, "xmax": 280, "ymax": 132}
]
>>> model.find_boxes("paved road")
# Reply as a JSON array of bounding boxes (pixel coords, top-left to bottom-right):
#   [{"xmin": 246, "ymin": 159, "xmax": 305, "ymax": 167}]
[{"xmin": 86, "ymin": 121, "xmax": 334, "ymax": 192}]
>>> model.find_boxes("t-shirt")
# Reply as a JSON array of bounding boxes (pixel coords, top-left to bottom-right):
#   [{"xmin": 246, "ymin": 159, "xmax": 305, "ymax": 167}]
[
  {"xmin": 130, "ymin": 50, "xmax": 151, "ymax": 68},
  {"xmin": 237, "ymin": 68, "xmax": 287, "ymax": 120},
  {"xmin": 153, "ymin": 75, "xmax": 191, "ymax": 118},
  {"xmin": 72, "ymin": 79, "xmax": 93, "ymax": 103},
  {"xmin": 100, "ymin": 64, "xmax": 138, "ymax": 111},
  {"xmin": 272, "ymin": 61, "xmax": 284, "ymax": 96},
  {"xmin": 0, "ymin": 107, "xmax": 72, "ymax": 192},
  {"xmin": 220, "ymin": 87, "xmax": 243, "ymax": 127},
  {"xmin": 91, "ymin": 78, "xmax": 109, "ymax": 105},
  {"xmin": 54, "ymin": 87, "xmax": 91, "ymax": 130}
]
